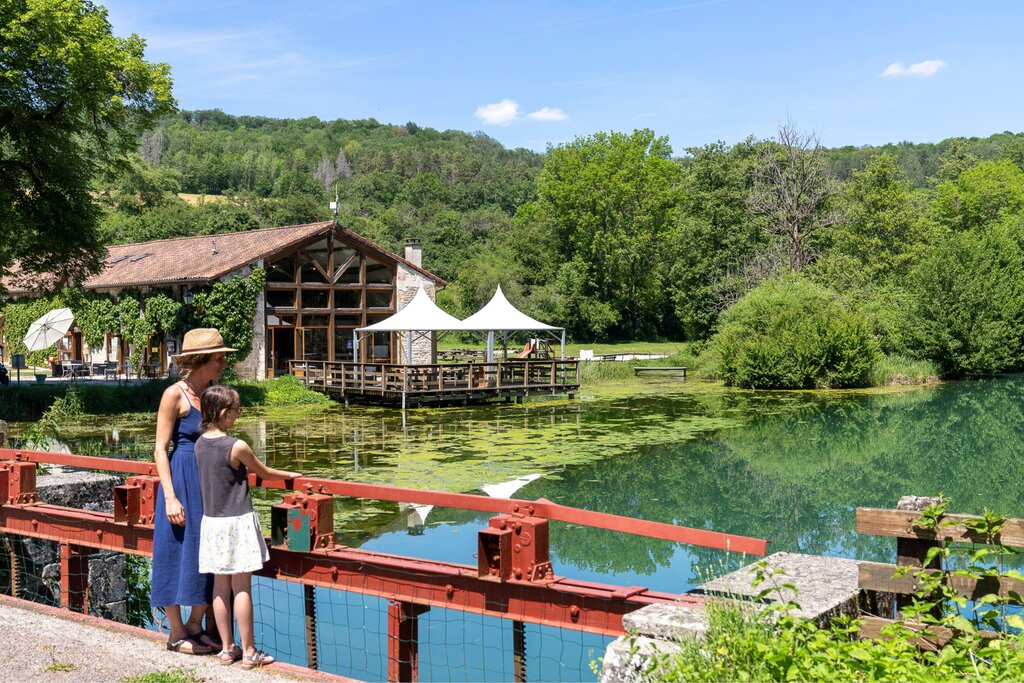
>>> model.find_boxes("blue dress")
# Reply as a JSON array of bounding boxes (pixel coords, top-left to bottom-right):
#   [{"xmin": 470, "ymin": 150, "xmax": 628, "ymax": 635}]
[{"xmin": 151, "ymin": 390, "xmax": 213, "ymax": 608}]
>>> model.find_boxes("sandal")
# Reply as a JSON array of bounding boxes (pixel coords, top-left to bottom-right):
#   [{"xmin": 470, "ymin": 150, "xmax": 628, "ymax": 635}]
[
  {"xmin": 186, "ymin": 624, "xmax": 221, "ymax": 650},
  {"xmin": 240, "ymin": 650, "xmax": 275, "ymax": 669},
  {"xmin": 167, "ymin": 635, "xmax": 216, "ymax": 655},
  {"xmin": 217, "ymin": 645, "xmax": 243, "ymax": 665}
]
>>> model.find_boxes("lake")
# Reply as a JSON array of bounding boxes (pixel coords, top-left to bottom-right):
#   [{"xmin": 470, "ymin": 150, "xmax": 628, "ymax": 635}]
[{"xmin": 12, "ymin": 376, "xmax": 1024, "ymax": 680}]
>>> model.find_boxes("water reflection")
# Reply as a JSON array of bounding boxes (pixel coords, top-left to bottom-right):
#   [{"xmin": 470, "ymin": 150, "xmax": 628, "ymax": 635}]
[{"xmin": 18, "ymin": 377, "xmax": 1024, "ymax": 588}]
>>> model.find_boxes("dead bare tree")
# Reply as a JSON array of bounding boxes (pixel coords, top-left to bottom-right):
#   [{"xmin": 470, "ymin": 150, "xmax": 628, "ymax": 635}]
[
  {"xmin": 312, "ymin": 154, "xmax": 338, "ymax": 192},
  {"xmin": 710, "ymin": 241, "xmax": 791, "ymax": 311},
  {"xmin": 749, "ymin": 122, "xmax": 841, "ymax": 270}
]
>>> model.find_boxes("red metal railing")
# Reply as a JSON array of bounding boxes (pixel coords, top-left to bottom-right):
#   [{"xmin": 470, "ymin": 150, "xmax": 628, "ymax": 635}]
[{"xmin": 0, "ymin": 448, "xmax": 767, "ymax": 681}]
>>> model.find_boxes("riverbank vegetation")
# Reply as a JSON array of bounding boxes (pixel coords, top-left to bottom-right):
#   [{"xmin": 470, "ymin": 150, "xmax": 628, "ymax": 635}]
[{"xmin": 0, "ymin": 375, "xmax": 328, "ymax": 422}]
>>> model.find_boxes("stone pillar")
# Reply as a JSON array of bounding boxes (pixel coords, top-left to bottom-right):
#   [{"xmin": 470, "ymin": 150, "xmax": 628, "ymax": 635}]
[{"xmin": 395, "ymin": 263, "xmax": 436, "ymax": 365}]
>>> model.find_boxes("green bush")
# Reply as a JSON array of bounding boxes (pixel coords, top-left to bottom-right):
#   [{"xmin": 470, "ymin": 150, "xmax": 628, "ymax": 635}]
[
  {"xmin": 902, "ymin": 221, "xmax": 1024, "ymax": 377},
  {"xmin": 703, "ymin": 276, "xmax": 880, "ymax": 389},
  {"xmin": 233, "ymin": 375, "xmax": 331, "ymax": 406},
  {"xmin": 653, "ymin": 599, "xmax": 1024, "ymax": 682}
]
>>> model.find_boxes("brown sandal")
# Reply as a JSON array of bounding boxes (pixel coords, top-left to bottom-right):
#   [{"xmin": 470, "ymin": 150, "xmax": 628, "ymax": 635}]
[{"xmin": 166, "ymin": 635, "xmax": 216, "ymax": 655}]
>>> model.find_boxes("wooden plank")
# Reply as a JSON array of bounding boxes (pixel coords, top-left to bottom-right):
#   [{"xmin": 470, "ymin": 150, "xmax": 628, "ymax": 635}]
[
  {"xmin": 859, "ymin": 562, "xmax": 1024, "ymax": 602},
  {"xmin": 855, "ymin": 508, "xmax": 1024, "ymax": 548},
  {"xmin": 858, "ymin": 616, "xmax": 1005, "ymax": 651}
]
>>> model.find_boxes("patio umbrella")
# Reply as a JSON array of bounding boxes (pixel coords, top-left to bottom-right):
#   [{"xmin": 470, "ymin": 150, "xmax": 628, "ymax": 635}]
[{"xmin": 24, "ymin": 308, "xmax": 75, "ymax": 351}]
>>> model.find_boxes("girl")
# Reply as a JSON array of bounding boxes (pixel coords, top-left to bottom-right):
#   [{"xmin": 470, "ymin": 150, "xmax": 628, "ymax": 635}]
[{"xmin": 195, "ymin": 385, "xmax": 301, "ymax": 668}]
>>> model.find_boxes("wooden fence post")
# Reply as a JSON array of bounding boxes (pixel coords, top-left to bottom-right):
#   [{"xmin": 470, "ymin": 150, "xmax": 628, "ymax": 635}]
[{"xmin": 894, "ymin": 495, "xmax": 943, "ymax": 616}]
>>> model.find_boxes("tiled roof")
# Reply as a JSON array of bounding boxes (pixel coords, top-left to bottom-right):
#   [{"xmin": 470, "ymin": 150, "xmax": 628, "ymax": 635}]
[{"xmin": 84, "ymin": 222, "xmax": 336, "ymax": 288}]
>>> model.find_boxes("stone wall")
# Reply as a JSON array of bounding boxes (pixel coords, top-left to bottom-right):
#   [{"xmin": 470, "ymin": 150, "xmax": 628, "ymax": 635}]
[
  {"xmin": 395, "ymin": 264, "xmax": 436, "ymax": 365},
  {"xmin": 12, "ymin": 471, "xmax": 128, "ymax": 622}
]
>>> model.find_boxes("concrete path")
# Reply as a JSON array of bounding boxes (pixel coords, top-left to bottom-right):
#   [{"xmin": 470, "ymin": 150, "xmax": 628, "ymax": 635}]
[{"xmin": 0, "ymin": 595, "xmax": 352, "ymax": 683}]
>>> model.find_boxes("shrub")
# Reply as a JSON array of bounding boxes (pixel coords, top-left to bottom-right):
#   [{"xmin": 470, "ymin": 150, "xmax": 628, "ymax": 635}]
[
  {"xmin": 704, "ymin": 276, "xmax": 880, "ymax": 389},
  {"xmin": 902, "ymin": 221, "xmax": 1024, "ymax": 377}
]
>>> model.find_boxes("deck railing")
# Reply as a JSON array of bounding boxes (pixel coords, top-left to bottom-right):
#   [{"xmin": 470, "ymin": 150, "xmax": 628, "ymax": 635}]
[
  {"xmin": 0, "ymin": 448, "xmax": 766, "ymax": 682},
  {"xmin": 289, "ymin": 359, "xmax": 581, "ymax": 399}
]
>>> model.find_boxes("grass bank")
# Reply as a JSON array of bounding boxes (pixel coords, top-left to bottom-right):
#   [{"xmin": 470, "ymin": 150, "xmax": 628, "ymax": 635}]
[{"xmin": 0, "ymin": 375, "xmax": 328, "ymax": 423}]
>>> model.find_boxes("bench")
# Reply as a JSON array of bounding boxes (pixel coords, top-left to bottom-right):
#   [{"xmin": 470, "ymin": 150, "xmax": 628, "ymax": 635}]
[{"xmin": 633, "ymin": 366, "xmax": 686, "ymax": 379}]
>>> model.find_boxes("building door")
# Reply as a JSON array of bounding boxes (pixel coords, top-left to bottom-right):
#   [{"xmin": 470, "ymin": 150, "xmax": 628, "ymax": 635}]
[{"xmin": 270, "ymin": 327, "xmax": 295, "ymax": 377}]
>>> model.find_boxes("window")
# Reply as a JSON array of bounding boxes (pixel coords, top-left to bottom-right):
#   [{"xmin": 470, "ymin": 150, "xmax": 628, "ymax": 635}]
[
  {"xmin": 302, "ymin": 289, "xmax": 330, "ymax": 308},
  {"xmin": 365, "ymin": 258, "xmax": 393, "ymax": 284},
  {"xmin": 335, "ymin": 290, "xmax": 361, "ymax": 309},
  {"xmin": 334, "ymin": 248, "xmax": 358, "ymax": 283},
  {"xmin": 366, "ymin": 290, "xmax": 392, "ymax": 308},
  {"xmin": 265, "ymin": 289, "xmax": 296, "ymax": 308},
  {"xmin": 267, "ymin": 257, "xmax": 295, "ymax": 283}
]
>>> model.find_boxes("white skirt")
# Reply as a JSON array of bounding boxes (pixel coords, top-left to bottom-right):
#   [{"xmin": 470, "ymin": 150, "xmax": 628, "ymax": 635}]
[{"xmin": 199, "ymin": 511, "xmax": 270, "ymax": 574}]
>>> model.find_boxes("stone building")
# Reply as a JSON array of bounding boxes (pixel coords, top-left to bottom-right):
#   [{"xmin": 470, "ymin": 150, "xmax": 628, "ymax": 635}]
[{"xmin": 2, "ymin": 222, "xmax": 446, "ymax": 379}]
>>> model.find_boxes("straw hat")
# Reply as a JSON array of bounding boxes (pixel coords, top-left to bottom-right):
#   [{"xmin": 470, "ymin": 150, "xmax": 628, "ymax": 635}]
[{"xmin": 173, "ymin": 328, "xmax": 237, "ymax": 358}]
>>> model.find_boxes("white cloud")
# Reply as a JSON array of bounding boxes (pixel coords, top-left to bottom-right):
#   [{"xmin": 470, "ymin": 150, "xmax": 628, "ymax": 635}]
[
  {"xmin": 474, "ymin": 99, "xmax": 521, "ymax": 126},
  {"xmin": 882, "ymin": 59, "xmax": 948, "ymax": 79},
  {"xmin": 526, "ymin": 107, "xmax": 569, "ymax": 121}
]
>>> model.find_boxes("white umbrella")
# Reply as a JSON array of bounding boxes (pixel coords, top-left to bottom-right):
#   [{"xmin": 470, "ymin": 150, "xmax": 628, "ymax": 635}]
[{"xmin": 24, "ymin": 308, "xmax": 75, "ymax": 352}]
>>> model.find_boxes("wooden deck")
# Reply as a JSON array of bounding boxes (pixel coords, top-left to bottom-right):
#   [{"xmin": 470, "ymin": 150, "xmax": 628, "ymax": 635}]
[{"xmin": 290, "ymin": 359, "xmax": 580, "ymax": 406}]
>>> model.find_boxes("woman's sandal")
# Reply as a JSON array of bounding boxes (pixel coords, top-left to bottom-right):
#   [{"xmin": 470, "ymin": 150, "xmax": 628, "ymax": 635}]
[
  {"xmin": 217, "ymin": 645, "xmax": 243, "ymax": 665},
  {"xmin": 240, "ymin": 650, "xmax": 275, "ymax": 670},
  {"xmin": 167, "ymin": 635, "xmax": 216, "ymax": 655}
]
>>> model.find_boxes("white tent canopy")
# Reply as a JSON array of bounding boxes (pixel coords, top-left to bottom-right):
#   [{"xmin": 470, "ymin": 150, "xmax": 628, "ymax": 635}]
[
  {"xmin": 459, "ymin": 286, "xmax": 564, "ymax": 363},
  {"xmin": 459, "ymin": 285, "xmax": 558, "ymax": 331}
]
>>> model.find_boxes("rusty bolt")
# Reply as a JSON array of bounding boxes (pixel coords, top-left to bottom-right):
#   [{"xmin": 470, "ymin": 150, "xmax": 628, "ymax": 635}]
[
  {"xmin": 498, "ymin": 519, "xmax": 507, "ymax": 530},
  {"xmin": 32, "ymin": 519, "xmax": 38, "ymax": 529},
  {"xmin": 446, "ymin": 584, "xmax": 455, "ymax": 598},
  {"xmin": 570, "ymin": 605, "xmax": 580, "ymax": 619},
  {"xmin": 526, "ymin": 505, "xmax": 534, "ymax": 515},
  {"xmin": 97, "ymin": 530, "xmax": 103, "ymax": 540},
  {"xmin": 514, "ymin": 568, "xmax": 523, "ymax": 579},
  {"xmin": 331, "ymin": 566, "xmax": 339, "ymax": 580},
  {"xmin": 513, "ymin": 522, "xmax": 521, "ymax": 533},
  {"xmin": 512, "ymin": 504, "xmax": 519, "ymax": 513},
  {"xmin": 514, "ymin": 544, "xmax": 521, "ymax": 553}
]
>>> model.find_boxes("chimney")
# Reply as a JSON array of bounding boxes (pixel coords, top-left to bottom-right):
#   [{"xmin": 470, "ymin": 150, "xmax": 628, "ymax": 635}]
[{"xmin": 403, "ymin": 238, "xmax": 422, "ymax": 268}]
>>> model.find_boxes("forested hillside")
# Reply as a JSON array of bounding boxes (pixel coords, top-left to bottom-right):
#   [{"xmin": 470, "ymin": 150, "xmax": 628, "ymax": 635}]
[{"xmin": 96, "ymin": 111, "xmax": 1024, "ymax": 380}]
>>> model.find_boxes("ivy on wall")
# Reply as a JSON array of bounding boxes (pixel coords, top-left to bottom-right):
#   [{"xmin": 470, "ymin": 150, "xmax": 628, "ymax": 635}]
[
  {"xmin": 190, "ymin": 268, "xmax": 266, "ymax": 364},
  {"xmin": 1, "ymin": 294, "xmax": 66, "ymax": 366},
  {"xmin": 1, "ymin": 269, "xmax": 263, "ymax": 372}
]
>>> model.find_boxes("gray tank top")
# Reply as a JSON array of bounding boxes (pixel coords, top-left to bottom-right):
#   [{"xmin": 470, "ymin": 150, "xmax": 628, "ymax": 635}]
[{"xmin": 195, "ymin": 435, "xmax": 253, "ymax": 518}]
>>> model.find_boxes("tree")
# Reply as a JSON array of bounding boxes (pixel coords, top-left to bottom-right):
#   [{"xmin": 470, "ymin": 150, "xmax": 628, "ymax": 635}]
[
  {"xmin": 704, "ymin": 275, "xmax": 880, "ymax": 389},
  {"xmin": 931, "ymin": 160, "xmax": 1024, "ymax": 232},
  {"xmin": 936, "ymin": 138, "xmax": 979, "ymax": 181},
  {"xmin": 903, "ymin": 220, "xmax": 1024, "ymax": 377},
  {"xmin": 533, "ymin": 129, "xmax": 681, "ymax": 339},
  {"xmin": 0, "ymin": 0, "xmax": 174, "ymax": 289},
  {"xmin": 667, "ymin": 139, "xmax": 767, "ymax": 339},
  {"xmin": 825, "ymin": 153, "xmax": 926, "ymax": 284},
  {"xmin": 749, "ymin": 123, "xmax": 841, "ymax": 270}
]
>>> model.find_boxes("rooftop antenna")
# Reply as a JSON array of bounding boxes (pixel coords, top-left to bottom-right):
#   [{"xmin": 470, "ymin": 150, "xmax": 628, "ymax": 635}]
[{"xmin": 330, "ymin": 186, "xmax": 339, "ymax": 224}]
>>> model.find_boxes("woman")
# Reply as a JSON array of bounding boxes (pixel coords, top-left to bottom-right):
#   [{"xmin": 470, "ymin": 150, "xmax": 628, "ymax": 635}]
[{"xmin": 151, "ymin": 328, "xmax": 235, "ymax": 654}]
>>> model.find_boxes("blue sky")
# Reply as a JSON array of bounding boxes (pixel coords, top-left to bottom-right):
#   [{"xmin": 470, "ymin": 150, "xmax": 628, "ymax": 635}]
[{"xmin": 103, "ymin": 0, "xmax": 1024, "ymax": 153}]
